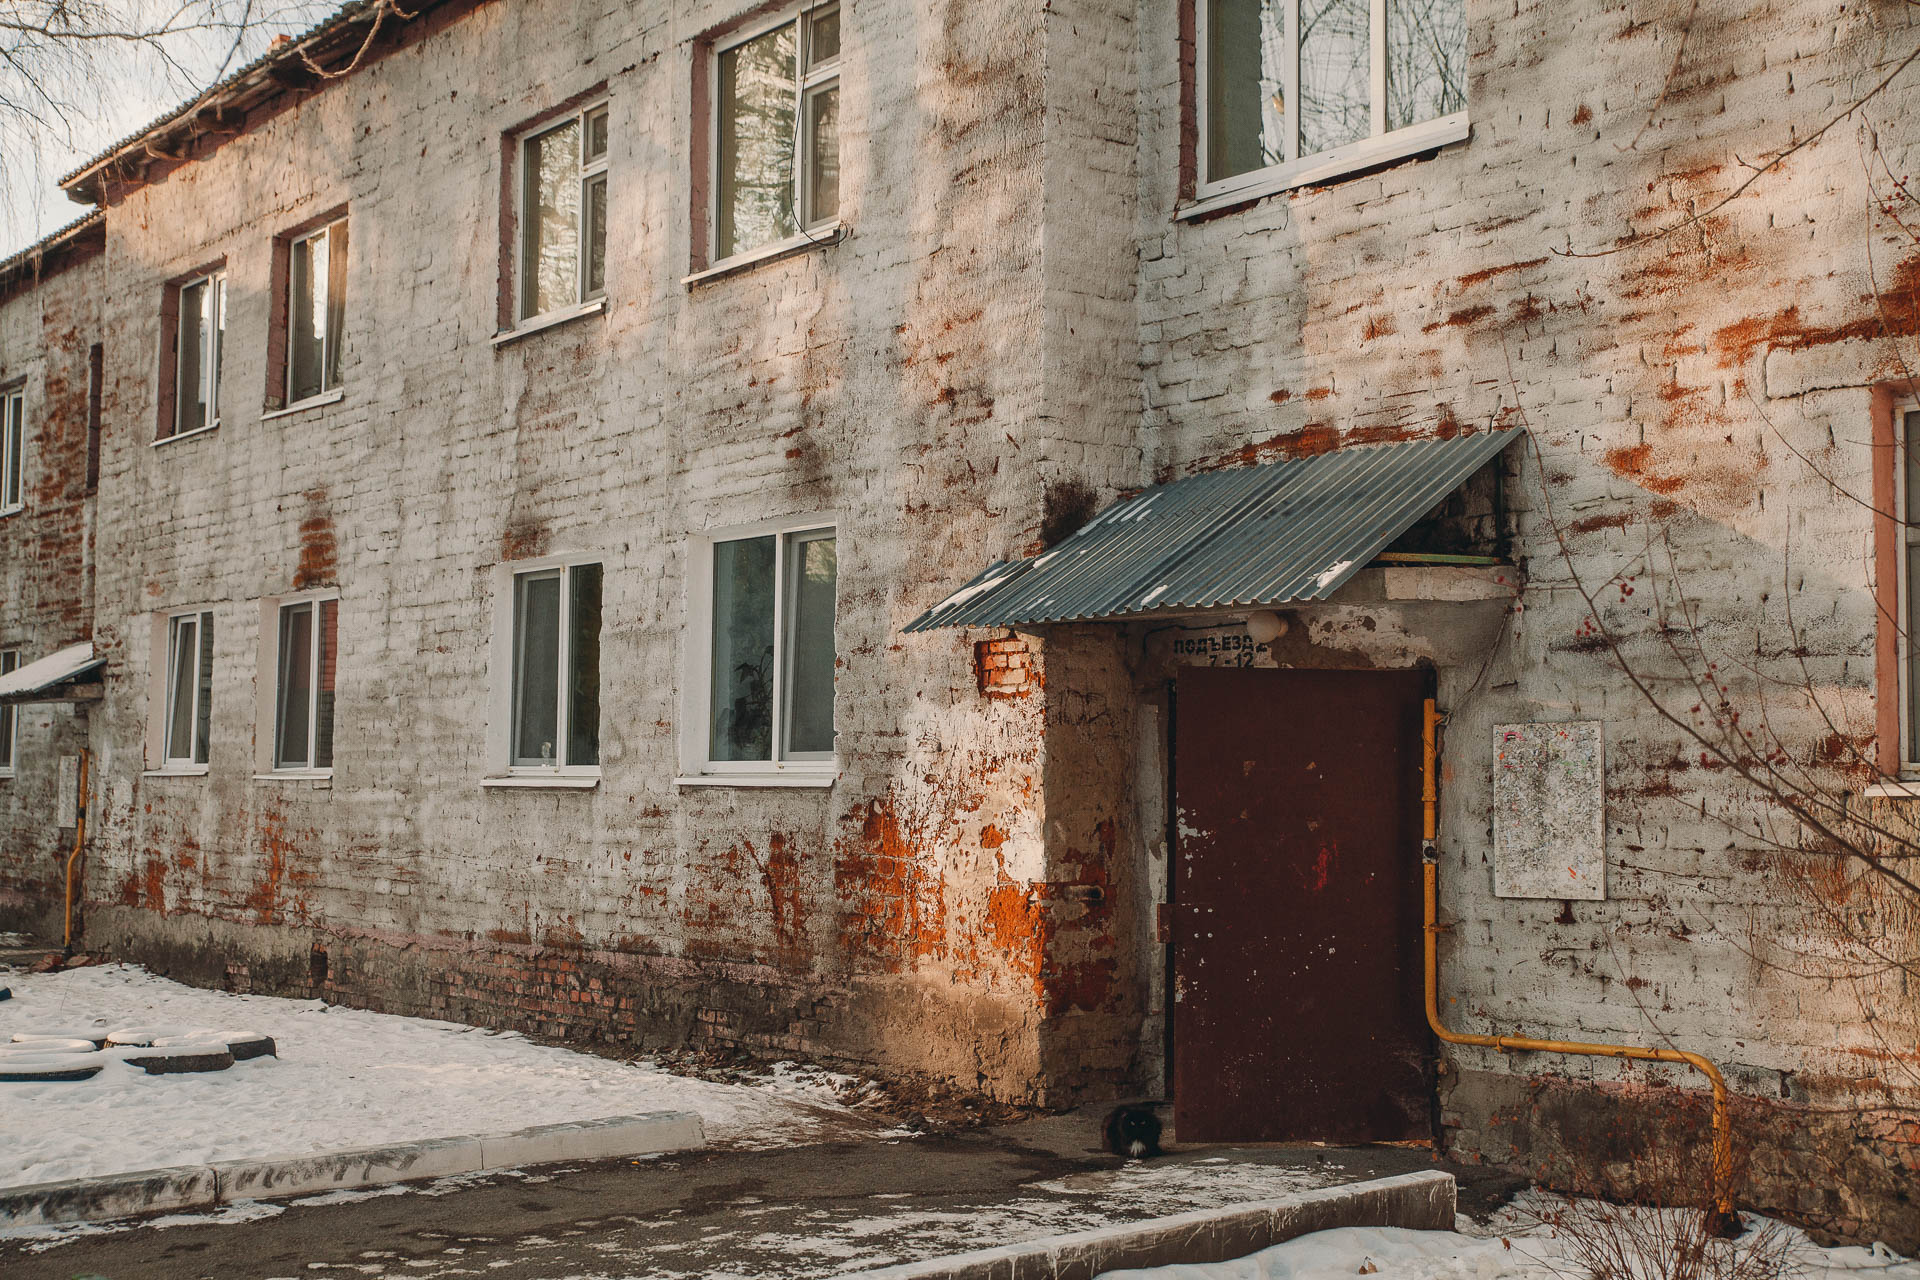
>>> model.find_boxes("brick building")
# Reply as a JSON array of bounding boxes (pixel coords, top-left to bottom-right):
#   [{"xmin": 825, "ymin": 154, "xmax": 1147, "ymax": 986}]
[{"xmin": 1, "ymin": 0, "xmax": 1916, "ymax": 1246}]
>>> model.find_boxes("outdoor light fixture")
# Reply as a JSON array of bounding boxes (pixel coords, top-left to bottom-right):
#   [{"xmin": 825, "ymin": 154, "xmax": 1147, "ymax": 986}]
[{"xmin": 1245, "ymin": 611, "xmax": 1286, "ymax": 644}]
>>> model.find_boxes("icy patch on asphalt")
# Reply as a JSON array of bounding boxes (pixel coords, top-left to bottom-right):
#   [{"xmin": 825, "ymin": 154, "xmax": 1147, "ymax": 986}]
[
  {"xmin": 0, "ymin": 963, "xmax": 881, "ymax": 1189},
  {"xmin": 2, "ymin": 1198, "xmax": 289, "ymax": 1253},
  {"xmin": 678, "ymin": 1158, "xmax": 1348, "ymax": 1279}
]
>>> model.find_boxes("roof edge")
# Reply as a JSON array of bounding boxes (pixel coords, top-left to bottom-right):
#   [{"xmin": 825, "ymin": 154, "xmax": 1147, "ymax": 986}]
[
  {"xmin": 0, "ymin": 211, "xmax": 106, "ymax": 299},
  {"xmin": 58, "ymin": 0, "xmax": 468, "ymax": 206}
]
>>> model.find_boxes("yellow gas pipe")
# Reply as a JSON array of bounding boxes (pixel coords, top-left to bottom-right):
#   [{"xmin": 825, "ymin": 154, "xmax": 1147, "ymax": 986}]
[
  {"xmin": 1419, "ymin": 699, "xmax": 1736, "ymax": 1227},
  {"xmin": 63, "ymin": 749, "xmax": 89, "ymax": 951}
]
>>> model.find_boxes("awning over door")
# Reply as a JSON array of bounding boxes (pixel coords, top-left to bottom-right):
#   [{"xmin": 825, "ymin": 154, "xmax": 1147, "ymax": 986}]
[
  {"xmin": 0, "ymin": 641, "xmax": 105, "ymax": 704},
  {"xmin": 904, "ymin": 428, "xmax": 1523, "ymax": 631}
]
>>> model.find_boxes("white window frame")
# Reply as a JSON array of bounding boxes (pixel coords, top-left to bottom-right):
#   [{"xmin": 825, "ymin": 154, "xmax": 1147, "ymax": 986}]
[
  {"xmin": 515, "ymin": 99, "xmax": 610, "ymax": 326},
  {"xmin": 679, "ymin": 514, "xmax": 839, "ymax": 786},
  {"xmin": 1, "ymin": 387, "xmax": 24, "ymax": 516},
  {"xmin": 1897, "ymin": 403, "xmax": 1920, "ymax": 778},
  {"xmin": 1188, "ymin": 0, "xmax": 1470, "ymax": 216},
  {"xmin": 256, "ymin": 590, "xmax": 339, "ymax": 779},
  {"xmin": 174, "ymin": 270, "xmax": 225, "ymax": 438},
  {"xmin": 706, "ymin": 2, "xmax": 843, "ymax": 272},
  {"xmin": 0, "ymin": 650, "xmax": 18, "ymax": 778},
  {"xmin": 286, "ymin": 218, "xmax": 346, "ymax": 408},
  {"xmin": 485, "ymin": 554, "xmax": 603, "ymax": 787},
  {"xmin": 147, "ymin": 608, "xmax": 213, "ymax": 775}
]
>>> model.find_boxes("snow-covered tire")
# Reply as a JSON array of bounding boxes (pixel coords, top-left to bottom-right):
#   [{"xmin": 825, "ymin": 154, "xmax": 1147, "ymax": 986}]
[
  {"xmin": 0, "ymin": 1058, "xmax": 104, "ymax": 1082},
  {"xmin": 11, "ymin": 1030, "xmax": 110, "ymax": 1048},
  {"xmin": 105, "ymin": 1026, "xmax": 195, "ymax": 1048},
  {"xmin": 122, "ymin": 1045, "xmax": 235, "ymax": 1075},
  {"xmin": 0, "ymin": 986, "xmax": 10, "ymax": 1000},
  {"xmin": 0, "ymin": 1039, "xmax": 96, "ymax": 1055},
  {"xmin": 222, "ymin": 1033, "xmax": 277, "ymax": 1061}
]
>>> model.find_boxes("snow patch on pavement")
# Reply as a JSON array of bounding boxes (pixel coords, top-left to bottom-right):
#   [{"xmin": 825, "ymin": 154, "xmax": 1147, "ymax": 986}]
[
  {"xmin": 1099, "ymin": 1192, "xmax": 1920, "ymax": 1280},
  {"xmin": 0, "ymin": 963, "xmax": 879, "ymax": 1189}
]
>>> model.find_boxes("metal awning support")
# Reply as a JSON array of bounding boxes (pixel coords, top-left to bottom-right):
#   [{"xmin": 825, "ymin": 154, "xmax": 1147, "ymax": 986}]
[
  {"xmin": 905, "ymin": 429, "xmax": 1525, "ymax": 632},
  {"xmin": 0, "ymin": 641, "xmax": 105, "ymax": 705}
]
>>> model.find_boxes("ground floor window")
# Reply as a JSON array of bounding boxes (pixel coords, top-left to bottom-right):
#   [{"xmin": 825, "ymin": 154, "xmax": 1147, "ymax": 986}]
[
  {"xmin": 704, "ymin": 523, "xmax": 837, "ymax": 769},
  {"xmin": 1901, "ymin": 404, "xmax": 1920, "ymax": 772},
  {"xmin": 510, "ymin": 562, "xmax": 601, "ymax": 770},
  {"xmin": 0, "ymin": 650, "xmax": 17, "ymax": 775},
  {"xmin": 163, "ymin": 611, "xmax": 213, "ymax": 768},
  {"xmin": 273, "ymin": 597, "xmax": 338, "ymax": 772}
]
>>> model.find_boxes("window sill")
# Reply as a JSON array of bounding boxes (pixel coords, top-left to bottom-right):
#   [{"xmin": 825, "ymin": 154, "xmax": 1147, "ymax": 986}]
[
  {"xmin": 254, "ymin": 770, "xmax": 333, "ymax": 785},
  {"xmin": 0, "ymin": 504, "xmax": 22, "ymax": 518},
  {"xmin": 674, "ymin": 771, "xmax": 837, "ymax": 789},
  {"xmin": 143, "ymin": 766, "xmax": 209, "ymax": 778},
  {"xmin": 684, "ymin": 223, "xmax": 847, "ymax": 288},
  {"xmin": 491, "ymin": 297, "xmax": 607, "ymax": 348},
  {"xmin": 481, "ymin": 773, "xmax": 601, "ymax": 789},
  {"xmin": 153, "ymin": 422, "xmax": 219, "ymax": 448},
  {"xmin": 1178, "ymin": 113, "xmax": 1471, "ymax": 222},
  {"xmin": 261, "ymin": 388, "xmax": 344, "ymax": 421},
  {"xmin": 1862, "ymin": 781, "xmax": 1920, "ymax": 798}
]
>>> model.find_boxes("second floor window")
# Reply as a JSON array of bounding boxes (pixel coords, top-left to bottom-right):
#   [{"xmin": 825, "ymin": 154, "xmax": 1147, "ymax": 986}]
[
  {"xmin": 713, "ymin": 3, "xmax": 840, "ymax": 261},
  {"xmin": 1, "ymin": 389, "xmax": 21, "ymax": 513},
  {"xmin": 164, "ymin": 611, "xmax": 213, "ymax": 768},
  {"xmin": 175, "ymin": 271, "xmax": 225, "ymax": 436},
  {"xmin": 1201, "ymin": 0, "xmax": 1466, "ymax": 195},
  {"xmin": 273, "ymin": 597, "xmax": 337, "ymax": 772},
  {"xmin": 288, "ymin": 219, "xmax": 347, "ymax": 404},
  {"xmin": 519, "ymin": 103, "xmax": 609, "ymax": 321}
]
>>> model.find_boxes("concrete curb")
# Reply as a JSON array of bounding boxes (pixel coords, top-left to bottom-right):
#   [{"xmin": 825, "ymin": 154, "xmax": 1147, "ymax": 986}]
[
  {"xmin": 837, "ymin": 1168, "xmax": 1458, "ymax": 1280},
  {"xmin": 0, "ymin": 1110, "xmax": 704, "ymax": 1228}
]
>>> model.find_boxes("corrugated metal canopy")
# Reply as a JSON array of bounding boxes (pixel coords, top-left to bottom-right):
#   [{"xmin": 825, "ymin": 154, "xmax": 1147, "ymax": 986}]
[
  {"xmin": 0, "ymin": 642, "xmax": 104, "ymax": 704},
  {"xmin": 904, "ymin": 429, "xmax": 1523, "ymax": 631}
]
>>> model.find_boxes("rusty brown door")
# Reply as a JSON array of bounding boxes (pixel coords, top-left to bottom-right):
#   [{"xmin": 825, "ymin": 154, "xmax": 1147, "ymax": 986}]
[{"xmin": 1171, "ymin": 666, "xmax": 1431, "ymax": 1143}]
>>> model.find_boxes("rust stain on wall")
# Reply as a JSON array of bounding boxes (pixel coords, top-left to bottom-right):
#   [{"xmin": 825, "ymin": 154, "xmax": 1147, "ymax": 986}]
[
  {"xmin": 1711, "ymin": 255, "xmax": 1920, "ymax": 369},
  {"xmin": 763, "ymin": 832, "xmax": 809, "ymax": 968},
  {"xmin": 292, "ymin": 488, "xmax": 337, "ymax": 589},
  {"xmin": 834, "ymin": 798, "xmax": 949, "ymax": 971},
  {"xmin": 245, "ymin": 803, "xmax": 315, "ymax": 926}
]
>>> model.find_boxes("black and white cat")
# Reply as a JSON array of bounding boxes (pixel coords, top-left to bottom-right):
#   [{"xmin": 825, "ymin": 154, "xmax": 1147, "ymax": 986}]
[{"xmin": 1103, "ymin": 1103, "xmax": 1164, "ymax": 1159}]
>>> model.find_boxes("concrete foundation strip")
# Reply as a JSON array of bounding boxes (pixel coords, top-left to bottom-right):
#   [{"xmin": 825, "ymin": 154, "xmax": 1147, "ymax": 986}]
[
  {"xmin": 838, "ymin": 1168, "xmax": 1458, "ymax": 1280},
  {"xmin": 0, "ymin": 1110, "xmax": 704, "ymax": 1228}
]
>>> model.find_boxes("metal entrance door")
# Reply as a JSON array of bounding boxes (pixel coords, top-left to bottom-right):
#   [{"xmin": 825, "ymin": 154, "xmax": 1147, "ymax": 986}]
[{"xmin": 1171, "ymin": 666, "xmax": 1431, "ymax": 1143}]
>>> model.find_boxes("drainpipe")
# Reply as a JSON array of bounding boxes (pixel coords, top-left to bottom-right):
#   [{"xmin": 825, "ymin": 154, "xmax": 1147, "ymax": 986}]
[
  {"xmin": 1420, "ymin": 699, "xmax": 1737, "ymax": 1231},
  {"xmin": 63, "ymin": 748, "xmax": 89, "ymax": 954}
]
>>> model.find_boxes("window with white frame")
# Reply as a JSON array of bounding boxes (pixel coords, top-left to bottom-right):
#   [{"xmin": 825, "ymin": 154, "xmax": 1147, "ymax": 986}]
[
  {"xmin": 172, "ymin": 271, "xmax": 225, "ymax": 437},
  {"xmin": 1, "ymin": 387, "xmax": 23, "ymax": 513},
  {"xmin": 1199, "ymin": 0, "xmax": 1466, "ymax": 197},
  {"xmin": 287, "ymin": 219, "xmax": 347, "ymax": 404},
  {"xmin": 0, "ymin": 651, "xmax": 17, "ymax": 776},
  {"xmin": 1901, "ymin": 406, "xmax": 1920, "ymax": 774},
  {"xmin": 712, "ymin": 3, "xmax": 840, "ymax": 262},
  {"xmin": 508, "ymin": 562, "xmax": 601, "ymax": 770},
  {"xmin": 161, "ymin": 611, "xmax": 213, "ymax": 768},
  {"xmin": 700, "ymin": 523, "xmax": 837, "ymax": 770},
  {"xmin": 519, "ymin": 102, "xmax": 609, "ymax": 321},
  {"xmin": 271, "ymin": 596, "xmax": 337, "ymax": 772}
]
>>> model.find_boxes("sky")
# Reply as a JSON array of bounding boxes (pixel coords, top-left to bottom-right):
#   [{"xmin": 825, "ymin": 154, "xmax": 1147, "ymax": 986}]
[{"xmin": 1, "ymin": 0, "xmax": 339, "ymax": 259}]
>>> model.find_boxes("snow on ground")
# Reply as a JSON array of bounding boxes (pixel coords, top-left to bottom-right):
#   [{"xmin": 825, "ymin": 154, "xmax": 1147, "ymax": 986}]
[
  {"xmin": 0, "ymin": 962, "xmax": 881, "ymax": 1188},
  {"xmin": 1100, "ymin": 1190, "xmax": 1920, "ymax": 1280}
]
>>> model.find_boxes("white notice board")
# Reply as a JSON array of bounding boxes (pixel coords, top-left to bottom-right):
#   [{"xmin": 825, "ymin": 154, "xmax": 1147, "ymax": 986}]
[{"xmin": 1492, "ymin": 722, "xmax": 1605, "ymax": 900}]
